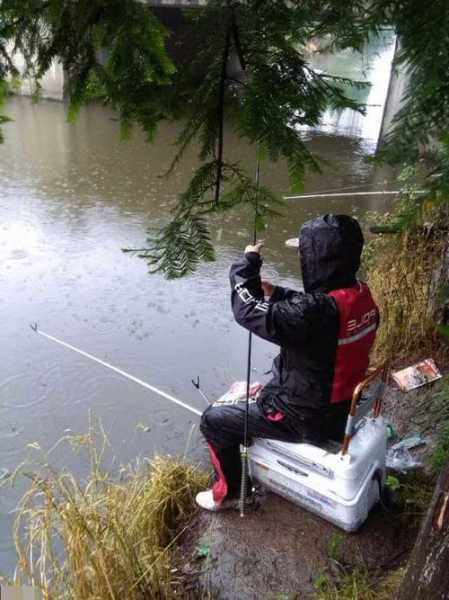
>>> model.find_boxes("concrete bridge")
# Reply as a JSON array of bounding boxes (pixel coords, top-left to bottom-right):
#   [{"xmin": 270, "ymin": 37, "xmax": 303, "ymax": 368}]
[
  {"xmin": 10, "ymin": 3, "xmax": 405, "ymax": 144},
  {"xmin": 11, "ymin": 1, "xmax": 204, "ymax": 101},
  {"xmin": 378, "ymin": 39, "xmax": 408, "ymax": 144}
]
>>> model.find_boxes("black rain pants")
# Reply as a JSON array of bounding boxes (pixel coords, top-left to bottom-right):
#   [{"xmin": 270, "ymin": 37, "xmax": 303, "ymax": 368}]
[{"xmin": 200, "ymin": 400, "xmax": 303, "ymax": 503}]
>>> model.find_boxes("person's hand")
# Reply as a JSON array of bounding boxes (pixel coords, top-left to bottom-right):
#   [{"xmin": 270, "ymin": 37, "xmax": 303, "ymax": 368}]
[
  {"xmin": 261, "ymin": 280, "xmax": 274, "ymax": 298},
  {"xmin": 245, "ymin": 240, "xmax": 264, "ymax": 255}
]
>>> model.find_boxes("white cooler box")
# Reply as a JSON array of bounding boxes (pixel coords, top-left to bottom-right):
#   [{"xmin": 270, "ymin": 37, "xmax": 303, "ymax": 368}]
[{"xmin": 248, "ymin": 368, "xmax": 388, "ymax": 532}]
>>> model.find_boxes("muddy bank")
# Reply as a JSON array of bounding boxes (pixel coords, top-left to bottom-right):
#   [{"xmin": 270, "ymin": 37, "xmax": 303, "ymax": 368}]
[
  {"xmin": 179, "ymin": 493, "xmax": 415, "ymax": 599},
  {"xmin": 177, "ymin": 380, "xmax": 443, "ymax": 599}
]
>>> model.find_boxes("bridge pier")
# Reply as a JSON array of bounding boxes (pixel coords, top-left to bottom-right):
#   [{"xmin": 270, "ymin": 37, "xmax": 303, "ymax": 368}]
[{"xmin": 378, "ymin": 38, "xmax": 409, "ymax": 145}]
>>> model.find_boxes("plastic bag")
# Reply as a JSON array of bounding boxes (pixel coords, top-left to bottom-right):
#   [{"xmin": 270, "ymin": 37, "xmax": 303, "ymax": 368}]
[
  {"xmin": 214, "ymin": 381, "xmax": 263, "ymax": 406},
  {"xmin": 386, "ymin": 447, "xmax": 421, "ymax": 471},
  {"xmin": 386, "ymin": 434, "xmax": 427, "ymax": 471}
]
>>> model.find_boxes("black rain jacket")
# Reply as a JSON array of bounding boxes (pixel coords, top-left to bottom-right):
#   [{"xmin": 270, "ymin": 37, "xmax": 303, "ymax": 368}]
[{"xmin": 229, "ymin": 214, "xmax": 374, "ymax": 442}]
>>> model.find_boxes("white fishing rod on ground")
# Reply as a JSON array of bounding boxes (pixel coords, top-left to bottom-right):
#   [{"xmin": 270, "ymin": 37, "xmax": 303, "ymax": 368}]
[
  {"xmin": 30, "ymin": 324, "xmax": 202, "ymax": 417},
  {"xmin": 239, "ymin": 157, "xmax": 261, "ymax": 518}
]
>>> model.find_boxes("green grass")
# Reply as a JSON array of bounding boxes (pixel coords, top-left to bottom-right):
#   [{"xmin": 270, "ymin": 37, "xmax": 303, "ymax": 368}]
[
  {"xmin": 433, "ymin": 420, "xmax": 449, "ymax": 472},
  {"xmin": 313, "ymin": 568, "xmax": 405, "ymax": 600}
]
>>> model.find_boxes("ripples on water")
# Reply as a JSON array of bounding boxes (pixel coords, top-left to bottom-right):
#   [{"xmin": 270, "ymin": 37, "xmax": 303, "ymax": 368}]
[{"xmin": 0, "ymin": 35, "xmax": 396, "ymax": 572}]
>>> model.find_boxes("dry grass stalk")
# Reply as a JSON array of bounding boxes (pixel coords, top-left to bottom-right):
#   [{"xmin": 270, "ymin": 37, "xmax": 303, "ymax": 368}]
[{"xmin": 2, "ymin": 414, "xmax": 208, "ymax": 600}]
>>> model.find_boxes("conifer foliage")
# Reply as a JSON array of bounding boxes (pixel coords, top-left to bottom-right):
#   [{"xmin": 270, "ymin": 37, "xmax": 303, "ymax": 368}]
[{"xmin": 131, "ymin": 0, "xmax": 369, "ymax": 276}]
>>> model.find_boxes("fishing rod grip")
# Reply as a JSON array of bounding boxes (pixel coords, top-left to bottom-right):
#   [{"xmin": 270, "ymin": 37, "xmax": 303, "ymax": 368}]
[{"xmin": 239, "ymin": 447, "xmax": 248, "ymax": 517}]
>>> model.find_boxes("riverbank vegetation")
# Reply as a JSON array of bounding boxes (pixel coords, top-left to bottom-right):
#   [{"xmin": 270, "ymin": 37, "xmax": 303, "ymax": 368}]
[
  {"xmin": 3, "ymin": 423, "xmax": 438, "ymax": 600},
  {"xmin": 365, "ymin": 188, "xmax": 449, "ymax": 366},
  {"xmin": 1, "ymin": 417, "xmax": 207, "ymax": 599},
  {"xmin": 313, "ymin": 567, "xmax": 404, "ymax": 600}
]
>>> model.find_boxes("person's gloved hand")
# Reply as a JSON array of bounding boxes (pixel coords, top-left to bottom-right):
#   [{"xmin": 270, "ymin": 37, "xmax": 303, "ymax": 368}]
[{"xmin": 245, "ymin": 240, "xmax": 264, "ymax": 254}]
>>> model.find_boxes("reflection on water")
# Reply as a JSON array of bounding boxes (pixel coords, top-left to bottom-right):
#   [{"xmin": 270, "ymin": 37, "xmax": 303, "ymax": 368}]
[{"xmin": 0, "ymin": 35, "xmax": 396, "ymax": 572}]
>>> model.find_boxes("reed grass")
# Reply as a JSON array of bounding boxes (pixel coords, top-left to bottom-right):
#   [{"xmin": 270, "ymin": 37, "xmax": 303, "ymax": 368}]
[{"xmin": 2, "ymin": 414, "xmax": 208, "ymax": 599}]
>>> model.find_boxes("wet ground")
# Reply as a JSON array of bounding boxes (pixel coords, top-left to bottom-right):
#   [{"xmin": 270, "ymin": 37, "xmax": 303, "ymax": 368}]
[{"xmin": 180, "ymin": 488, "xmax": 416, "ymax": 599}]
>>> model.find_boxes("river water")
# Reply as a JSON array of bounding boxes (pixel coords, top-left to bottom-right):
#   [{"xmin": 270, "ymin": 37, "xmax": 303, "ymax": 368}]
[{"xmin": 0, "ymin": 34, "xmax": 395, "ymax": 573}]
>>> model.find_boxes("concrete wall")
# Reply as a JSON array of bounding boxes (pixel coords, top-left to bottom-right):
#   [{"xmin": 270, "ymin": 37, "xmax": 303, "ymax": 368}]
[
  {"xmin": 9, "ymin": 1, "xmax": 202, "ymax": 101},
  {"xmin": 378, "ymin": 39, "xmax": 409, "ymax": 143}
]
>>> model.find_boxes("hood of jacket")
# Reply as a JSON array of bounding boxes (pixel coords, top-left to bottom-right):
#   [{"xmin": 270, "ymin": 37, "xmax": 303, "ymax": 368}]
[{"xmin": 298, "ymin": 214, "xmax": 364, "ymax": 294}]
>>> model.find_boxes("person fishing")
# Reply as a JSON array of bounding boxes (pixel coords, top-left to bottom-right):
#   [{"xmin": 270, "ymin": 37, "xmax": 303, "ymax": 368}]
[{"xmin": 196, "ymin": 214, "xmax": 379, "ymax": 511}]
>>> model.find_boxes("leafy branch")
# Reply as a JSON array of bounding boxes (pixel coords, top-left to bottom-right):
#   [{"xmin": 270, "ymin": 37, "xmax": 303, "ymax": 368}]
[
  {"xmin": 126, "ymin": 0, "xmax": 368, "ymax": 276},
  {"xmin": 123, "ymin": 160, "xmax": 284, "ymax": 278}
]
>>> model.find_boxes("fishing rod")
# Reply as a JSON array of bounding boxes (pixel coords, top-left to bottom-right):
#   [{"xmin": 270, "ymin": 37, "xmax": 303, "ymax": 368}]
[
  {"xmin": 239, "ymin": 157, "xmax": 261, "ymax": 518},
  {"xmin": 30, "ymin": 324, "xmax": 202, "ymax": 417}
]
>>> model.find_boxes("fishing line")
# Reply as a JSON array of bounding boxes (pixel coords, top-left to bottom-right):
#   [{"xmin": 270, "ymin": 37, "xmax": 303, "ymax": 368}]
[
  {"xmin": 30, "ymin": 324, "xmax": 202, "ymax": 417},
  {"xmin": 294, "ymin": 182, "xmax": 392, "ymax": 196},
  {"xmin": 284, "ymin": 189, "xmax": 426, "ymax": 200},
  {"xmin": 239, "ymin": 156, "xmax": 261, "ymax": 517}
]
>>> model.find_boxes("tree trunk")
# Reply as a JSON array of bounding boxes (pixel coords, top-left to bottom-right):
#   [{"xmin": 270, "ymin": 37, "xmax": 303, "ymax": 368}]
[{"xmin": 397, "ymin": 463, "xmax": 449, "ymax": 600}]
